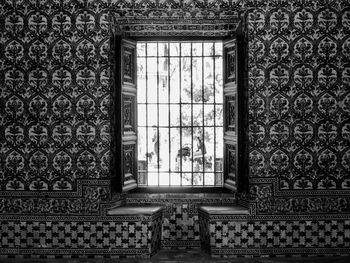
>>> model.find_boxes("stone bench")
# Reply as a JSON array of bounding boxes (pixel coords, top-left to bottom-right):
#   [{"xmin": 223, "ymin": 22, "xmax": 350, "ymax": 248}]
[
  {"xmin": 107, "ymin": 206, "xmax": 163, "ymax": 258},
  {"xmin": 198, "ymin": 205, "xmax": 249, "ymax": 257}
]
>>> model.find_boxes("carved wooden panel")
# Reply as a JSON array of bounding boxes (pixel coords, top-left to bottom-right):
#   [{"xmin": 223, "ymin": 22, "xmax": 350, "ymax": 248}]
[
  {"xmin": 225, "ymin": 95, "xmax": 236, "ymax": 133},
  {"xmin": 224, "ymin": 144, "xmax": 237, "ymax": 190},
  {"xmin": 123, "ymin": 46, "xmax": 135, "ymax": 84},
  {"xmin": 122, "ymin": 95, "xmax": 135, "ymax": 133},
  {"xmin": 223, "ymin": 38, "xmax": 238, "ymax": 191},
  {"xmin": 224, "ymin": 44, "xmax": 236, "ymax": 84},
  {"xmin": 123, "ymin": 143, "xmax": 137, "ymax": 190},
  {"xmin": 113, "ymin": 36, "xmax": 137, "ymax": 193}
]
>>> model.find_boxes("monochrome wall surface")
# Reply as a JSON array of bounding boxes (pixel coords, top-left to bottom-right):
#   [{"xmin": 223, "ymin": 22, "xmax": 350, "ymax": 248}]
[
  {"xmin": 1, "ymin": 0, "xmax": 350, "ymax": 257},
  {"xmin": 247, "ymin": 0, "xmax": 350, "ymax": 214},
  {"xmin": 1, "ymin": 0, "xmax": 112, "ymax": 214}
]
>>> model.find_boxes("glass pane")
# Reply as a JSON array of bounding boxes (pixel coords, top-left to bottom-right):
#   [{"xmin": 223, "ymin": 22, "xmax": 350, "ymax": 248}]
[
  {"xmin": 193, "ymin": 104, "xmax": 203, "ymax": 127},
  {"xmin": 148, "ymin": 172, "xmax": 158, "ymax": 186},
  {"xmin": 159, "ymin": 58, "xmax": 169, "ymax": 103},
  {"xmin": 159, "ymin": 76, "xmax": 169, "ymax": 104},
  {"xmin": 193, "ymin": 127, "xmax": 204, "ymax": 172},
  {"xmin": 215, "ymin": 42, "xmax": 223, "ymax": 56},
  {"xmin": 215, "ymin": 104, "xmax": 223, "ymax": 126},
  {"xmin": 158, "ymin": 128, "xmax": 169, "ymax": 172},
  {"xmin": 137, "ymin": 41, "xmax": 224, "ymax": 187},
  {"xmin": 204, "ymin": 173, "xmax": 214, "ymax": 186},
  {"xmin": 170, "ymin": 43, "xmax": 179, "ymax": 56},
  {"xmin": 138, "ymin": 104, "xmax": 147, "ymax": 126},
  {"xmin": 137, "ymin": 57, "xmax": 146, "ymax": 103},
  {"xmin": 138, "ymin": 127, "xmax": 147, "ymax": 162},
  {"xmin": 147, "ymin": 126, "xmax": 159, "ymax": 172},
  {"xmin": 169, "ymin": 57, "xmax": 180, "ymax": 103},
  {"xmin": 204, "ymin": 42, "xmax": 214, "ymax": 56},
  {"xmin": 138, "ymin": 171, "xmax": 147, "ymax": 186},
  {"xmin": 159, "ymin": 104, "xmax": 169, "ymax": 127},
  {"xmin": 170, "ymin": 172, "xmax": 180, "ymax": 186},
  {"xmin": 182, "ymin": 173, "xmax": 192, "ymax": 185},
  {"xmin": 147, "ymin": 58, "xmax": 157, "ymax": 103},
  {"xmin": 181, "ymin": 127, "xmax": 193, "ymax": 173},
  {"xmin": 204, "ymin": 127, "xmax": 214, "ymax": 172},
  {"xmin": 158, "ymin": 42, "xmax": 169, "ymax": 57},
  {"xmin": 193, "ymin": 172, "xmax": 203, "ymax": 186},
  {"xmin": 204, "ymin": 57, "xmax": 214, "ymax": 103},
  {"xmin": 215, "ymin": 172, "xmax": 223, "ymax": 186},
  {"xmin": 159, "ymin": 57, "xmax": 168, "ymax": 76},
  {"xmin": 147, "ymin": 42, "xmax": 157, "ymax": 56},
  {"xmin": 137, "ymin": 42, "xmax": 146, "ymax": 57},
  {"xmin": 192, "ymin": 42, "xmax": 202, "ymax": 56},
  {"xmin": 147, "ymin": 104, "xmax": 158, "ymax": 127},
  {"xmin": 138, "ymin": 126, "xmax": 148, "ymax": 186},
  {"xmin": 181, "ymin": 104, "xmax": 191, "ymax": 127},
  {"xmin": 192, "ymin": 57, "xmax": 202, "ymax": 103},
  {"xmin": 214, "ymin": 57, "xmax": 223, "ymax": 104},
  {"xmin": 170, "ymin": 104, "xmax": 180, "ymax": 126},
  {"xmin": 215, "ymin": 127, "xmax": 223, "ymax": 172},
  {"xmin": 170, "ymin": 128, "xmax": 180, "ymax": 171},
  {"xmin": 204, "ymin": 104, "xmax": 214, "ymax": 126},
  {"xmin": 181, "ymin": 42, "xmax": 191, "ymax": 56},
  {"xmin": 181, "ymin": 57, "xmax": 191, "ymax": 103},
  {"xmin": 159, "ymin": 172, "xmax": 169, "ymax": 186}
]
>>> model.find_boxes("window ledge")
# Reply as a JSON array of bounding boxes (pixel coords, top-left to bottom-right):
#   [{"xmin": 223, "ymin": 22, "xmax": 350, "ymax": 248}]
[
  {"xmin": 107, "ymin": 206, "xmax": 163, "ymax": 216},
  {"xmin": 130, "ymin": 187, "xmax": 234, "ymax": 194},
  {"xmin": 199, "ymin": 205, "xmax": 249, "ymax": 215}
]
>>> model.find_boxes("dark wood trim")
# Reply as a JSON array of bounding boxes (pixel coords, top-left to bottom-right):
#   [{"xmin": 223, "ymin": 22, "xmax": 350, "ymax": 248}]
[
  {"xmin": 236, "ymin": 21, "xmax": 249, "ymax": 194},
  {"xmin": 132, "ymin": 36, "xmax": 228, "ymax": 42},
  {"xmin": 111, "ymin": 35, "xmax": 123, "ymax": 193}
]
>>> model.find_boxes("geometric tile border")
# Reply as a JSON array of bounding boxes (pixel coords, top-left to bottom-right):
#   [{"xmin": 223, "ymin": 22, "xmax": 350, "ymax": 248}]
[
  {"xmin": 0, "ymin": 211, "xmax": 163, "ymax": 258},
  {"xmin": 199, "ymin": 208, "xmax": 350, "ymax": 257}
]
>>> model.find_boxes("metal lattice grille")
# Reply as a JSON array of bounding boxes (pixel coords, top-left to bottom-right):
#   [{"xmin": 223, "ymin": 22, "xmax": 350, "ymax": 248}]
[{"xmin": 137, "ymin": 41, "xmax": 223, "ymax": 187}]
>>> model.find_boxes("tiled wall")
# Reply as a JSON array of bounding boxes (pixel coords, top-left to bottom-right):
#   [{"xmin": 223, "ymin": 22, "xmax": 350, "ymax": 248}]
[
  {"xmin": 247, "ymin": 0, "xmax": 350, "ymax": 213},
  {"xmin": 0, "ymin": 213, "xmax": 162, "ymax": 258},
  {"xmin": 126, "ymin": 193, "xmax": 236, "ymax": 248},
  {"xmin": 199, "ymin": 211, "xmax": 350, "ymax": 257},
  {"xmin": 1, "ymin": 0, "xmax": 350, "ymax": 257},
  {"xmin": 1, "ymin": 0, "xmax": 112, "ymax": 214}
]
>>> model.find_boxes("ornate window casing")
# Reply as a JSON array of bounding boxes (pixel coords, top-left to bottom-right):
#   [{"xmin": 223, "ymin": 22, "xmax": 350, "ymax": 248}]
[{"xmin": 111, "ymin": 11, "xmax": 248, "ymax": 195}]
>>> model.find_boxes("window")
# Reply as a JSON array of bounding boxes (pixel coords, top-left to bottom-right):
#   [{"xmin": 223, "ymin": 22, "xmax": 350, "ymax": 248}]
[
  {"xmin": 137, "ymin": 41, "xmax": 223, "ymax": 187},
  {"xmin": 112, "ymin": 36, "xmax": 247, "ymax": 193}
]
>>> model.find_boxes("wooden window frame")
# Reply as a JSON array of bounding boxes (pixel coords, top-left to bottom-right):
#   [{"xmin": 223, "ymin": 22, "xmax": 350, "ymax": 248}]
[{"xmin": 111, "ymin": 33, "xmax": 248, "ymax": 194}]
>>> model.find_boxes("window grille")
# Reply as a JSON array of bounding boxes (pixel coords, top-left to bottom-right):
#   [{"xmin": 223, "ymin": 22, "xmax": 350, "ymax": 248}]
[{"xmin": 137, "ymin": 41, "xmax": 224, "ymax": 187}]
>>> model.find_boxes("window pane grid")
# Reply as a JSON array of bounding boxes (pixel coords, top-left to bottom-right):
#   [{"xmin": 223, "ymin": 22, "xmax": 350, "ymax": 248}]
[{"xmin": 137, "ymin": 41, "xmax": 223, "ymax": 187}]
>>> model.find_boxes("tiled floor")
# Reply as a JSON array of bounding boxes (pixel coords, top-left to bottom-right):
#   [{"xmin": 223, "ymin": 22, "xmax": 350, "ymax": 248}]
[{"xmin": 1, "ymin": 249, "xmax": 350, "ymax": 263}]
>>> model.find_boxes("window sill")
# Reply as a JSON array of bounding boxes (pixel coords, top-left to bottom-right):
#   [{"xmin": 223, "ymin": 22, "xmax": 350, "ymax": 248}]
[{"xmin": 129, "ymin": 186, "xmax": 234, "ymax": 194}]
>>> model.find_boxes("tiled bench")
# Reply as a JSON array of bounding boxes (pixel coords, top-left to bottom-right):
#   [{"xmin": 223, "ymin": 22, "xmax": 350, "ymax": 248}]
[
  {"xmin": 198, "ymin": 205, "xmax": 249, "ymax": 257},
  {"xmin": 107, "ymin": 206, "xmax": 163, "ymax": 258}
]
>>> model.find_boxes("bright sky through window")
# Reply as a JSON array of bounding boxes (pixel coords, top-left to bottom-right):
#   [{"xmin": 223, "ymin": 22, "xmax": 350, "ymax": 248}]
[{"xmin": 137, "ymin": 41, "xmax": 223, "ymax": 187}]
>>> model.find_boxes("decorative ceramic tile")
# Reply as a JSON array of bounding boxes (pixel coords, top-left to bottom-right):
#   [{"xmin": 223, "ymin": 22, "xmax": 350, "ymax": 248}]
[{"xmin": 1, "ymin": 0, "xmax": 350, "ymax": 258}]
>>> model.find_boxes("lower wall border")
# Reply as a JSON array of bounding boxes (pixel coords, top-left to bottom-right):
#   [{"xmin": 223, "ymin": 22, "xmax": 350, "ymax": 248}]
[{"xmin": 211, "ymin": 248, "xmax": 350, "ymax": 257}]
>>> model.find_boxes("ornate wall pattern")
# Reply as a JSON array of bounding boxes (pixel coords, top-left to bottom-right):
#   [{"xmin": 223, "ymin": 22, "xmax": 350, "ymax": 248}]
[
  {"xmin": 247, "ymin": 0, "xmax": 350, "ymax": 213},
  {"xmin": 0, "ymin": 213, "xmax": 163, "ymax": 258},
  {"xmin": 199, "ymin": 211, "xmax": 350, "ymax": 257},
  {"xmin": 110, "ymin": 0, "xmax": 243, "ymax": 37},
  {"xmin": 0, "ymin": 0, "xmax": 112, "ymax": 213},
  {"xmin": 1, "ymin": 0, "xmax": 350, "ymax": 257}
]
